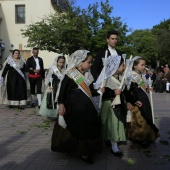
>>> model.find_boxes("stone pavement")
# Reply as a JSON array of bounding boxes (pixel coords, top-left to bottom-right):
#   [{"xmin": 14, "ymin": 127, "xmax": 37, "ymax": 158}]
[{"xmin": 0, "ymin": 93, "xmax": 170, "ymax": 170}]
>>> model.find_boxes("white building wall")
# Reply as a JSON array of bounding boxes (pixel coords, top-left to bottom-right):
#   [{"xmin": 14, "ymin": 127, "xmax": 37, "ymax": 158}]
[{"xmin": 0, "ymin": 0, "xmax": 61, "ymax": 68}]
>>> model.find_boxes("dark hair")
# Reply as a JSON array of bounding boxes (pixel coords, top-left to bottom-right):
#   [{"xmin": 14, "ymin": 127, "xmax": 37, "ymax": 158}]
[
  {"xmin": 12, "ymin": 49, "xmax": 20, "ymax": 55},
  {"xmin": 107, "ymin": 30, "xmax": 118, "ymax": 38},
  {"xmin": 33, "ymin": 47, "xmax": 39, "ymax": 51},
  {"xmin": 57, "ymin": 56, "xmax": 65, "ymax": 62},
  {"xmin": 82, "ymin": 52, "xmax": 92, "ymax": 62},
  {"xmin": 133, "ymin": 58, "xmax": 146, "ymax": 69}
]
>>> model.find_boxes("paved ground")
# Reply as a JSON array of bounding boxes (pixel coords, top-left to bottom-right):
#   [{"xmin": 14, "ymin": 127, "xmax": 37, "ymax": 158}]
[{"xmin": 0, "ymin": 93, "xmax": 170, "ymax": 170}]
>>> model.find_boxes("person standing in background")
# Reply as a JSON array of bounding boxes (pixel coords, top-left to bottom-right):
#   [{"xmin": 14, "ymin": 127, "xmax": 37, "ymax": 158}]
[
  {"xmin": 0, "ymin": 49, "xmax": 27, "ymax": 109},
  {"xmin": 91, "ymin": 29, "xmax": 122, "ymax": 81},
  {"xmin": 26, "ymin": 47, "xmax": 45, "ymax": 108},
  {"xmin": 39, "ymin": 56, "xmax": 66, "ymax": 118}
]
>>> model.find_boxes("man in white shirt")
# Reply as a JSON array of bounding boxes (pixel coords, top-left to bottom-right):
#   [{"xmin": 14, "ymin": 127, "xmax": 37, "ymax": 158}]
[
  {"xmin": 26, "ymin": 48, "xmax": 45, "ymax": 108},
  {"xmin": 91, "ymin": 29, "xmax": 122, "ymax": 81}
]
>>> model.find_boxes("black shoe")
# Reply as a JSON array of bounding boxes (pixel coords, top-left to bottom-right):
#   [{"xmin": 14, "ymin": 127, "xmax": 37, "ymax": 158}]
[
  {"xmin": 31, "ymin": 103, "xmax": 35, "ymax": 108},
  {"xmin": 81, "ymin": 156, "xmax": 94, "ymax": 164},
  {"xmin": 104, "ymin": 140, "xmax": 111, "ymax": 147},
  {"xmin": 110, "ymin": 149, "xmax": 123, "ymax": 157}
]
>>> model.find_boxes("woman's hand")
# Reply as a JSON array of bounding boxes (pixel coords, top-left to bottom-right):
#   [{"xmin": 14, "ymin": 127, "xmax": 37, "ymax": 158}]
[
  {"xmin": 135, "ymin": 101, "xmax": 142, "ymax": 107},
  {"xmin": 114, "ymin": 89, "xmax": 122, "ymax": 95},
  {"xmin": 149, "ymin": 87, "xmax": 153, "ymax": 92},
  {"xmin": 127, "ymin": 102, "xmax": 134, "ymax": 110},
  {"xmin": 58, "ymin": 104, "xmax": 66, "ymax": 115}
]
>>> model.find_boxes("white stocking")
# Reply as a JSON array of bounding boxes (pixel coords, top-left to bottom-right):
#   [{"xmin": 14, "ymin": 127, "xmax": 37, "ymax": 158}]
[
  {"xmin": 166, "ymin": 82, "xmax": 170, "ymax": 91},
  {"xmin": 31, "ymin": 94, "xmax": 35, "ymax": 104},
  {"xmin": 37, "ymin": 94, "xmax": 42, "ymax": 106},
  {"xmin": 111, "ymin": 141, "xmax": 119, "ymax": 152}
]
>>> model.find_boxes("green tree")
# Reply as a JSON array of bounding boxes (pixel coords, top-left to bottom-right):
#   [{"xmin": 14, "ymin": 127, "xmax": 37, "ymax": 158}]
[
  {"xmin": 126, "ymin": 29, "xmax": 158, "ymax": 63},
  {"xmin": 152, "ymin": 18, "xmax": 170, "ymax": 64},
  {"xmin": 86, "ymin": 0, "xmax": 131, "ymax": 55},
  {"xmin": 155, "ymin": 29, "xmax": 170, "ymax": 63},
  {"xmin": 153, "ymin": 18, "xmax": 170, "ymax": 30},
  {"xmin": 22, "ymin": 1, "xmax": 91, "ymax": 54},
  {"xmin": 21, "ymin": 0, "xmax": 130, "ymax": 55}
]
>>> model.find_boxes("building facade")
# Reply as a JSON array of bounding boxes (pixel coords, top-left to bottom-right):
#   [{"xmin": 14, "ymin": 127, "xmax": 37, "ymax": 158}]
[{"xmin": 0, "ymin": 0, "xmax": 64, "ymax": 68}]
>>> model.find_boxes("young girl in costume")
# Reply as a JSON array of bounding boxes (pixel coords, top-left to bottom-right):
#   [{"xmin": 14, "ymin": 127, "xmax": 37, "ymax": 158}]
[
  {"xmin": 51, "ymin": 50, "xmax": 102, "ymax": 164},
  {"xmin": 39, "ymin": 56, "xmax": 66, "ymax": 118},
  {"xmin": 124, "ymin": 56, "xmax": 159, "ymax": 145},
  {"xmin": 94, "ymin": 55, "xmax": 126, "ymax": 157}
]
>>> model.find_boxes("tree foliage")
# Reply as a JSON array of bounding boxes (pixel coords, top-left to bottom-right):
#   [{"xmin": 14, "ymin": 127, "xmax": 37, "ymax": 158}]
[
  {"xmin": 153, "ymin": 19, "xmax": 170, "ymax": 30},
  {"xmin": 22, "ymin": 1, "xmax": 91, "ymax": 54},
  {"xmin": 126, "ymin": 18, "xmax": 170, "ymax": 66},
  {"xmin": 21, "ymin": 0, "xmax": 131, "ymax": 55},
  {"xmin": 152, "ymin": 18, "xmax": 170, "ymax": 63},
  {"xmin": 84, "ymin": 0, "xmax": 131, "ymax": 55},
  {"xmin": 154, "ymin": 29, "xmax": 170, "ymax": 62},
  {"xmin": 126, "ymin": 29, "xmax": 158, "ymax": 62},
  {"xmin": 21, "ymin": 0, "xmax": 170, "ymax": 65}
]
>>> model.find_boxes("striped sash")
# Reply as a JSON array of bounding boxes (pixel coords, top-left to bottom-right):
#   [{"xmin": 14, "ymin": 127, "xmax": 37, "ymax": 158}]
[{"xmin": 67, "ymin": 68, "xmax": 92, "ymax": 100}]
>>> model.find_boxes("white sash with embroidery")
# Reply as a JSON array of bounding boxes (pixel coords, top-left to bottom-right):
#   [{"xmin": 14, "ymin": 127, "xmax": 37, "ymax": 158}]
[
  {"xmin": 51, "ymin": 66, "xmax": 63, "ymax": 79},
  {"xmin": 131, "ymin": 71, "xmax": 147, "ymax": 94},
  {"xmin": 67, "ymin": 68, "xmax": 92, "ymax": 100},
  {"xmin": 8, "ymin": 57, "xmax": 25, "ymax": 80}
]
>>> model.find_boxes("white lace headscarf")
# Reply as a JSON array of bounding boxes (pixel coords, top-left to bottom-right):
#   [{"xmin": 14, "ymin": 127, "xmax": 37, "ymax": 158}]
[
  {"xmin": 94, "ymin": 55, "xmax": 122, "ymax": 89},
  {"xmin": 45, "ymin": 56, "xmax": 66, "ymax": 86},
  {"xmin": 0, "ymin": 53, "xmax": 25, "ymax": 75},
  {"xmin": 125, "ymin": 56, "xmax": 142, "ymax": 90},
  {"xmin": 0, "ymin": 52, "xmax": 26, "ymax": 81},
  {"xmin": 57, "ymin": 50, "xmax": 94, "ymax": 128},
  {"xmin": 65, "ymin": 50, "xmax": 94, "ymax": 86}
]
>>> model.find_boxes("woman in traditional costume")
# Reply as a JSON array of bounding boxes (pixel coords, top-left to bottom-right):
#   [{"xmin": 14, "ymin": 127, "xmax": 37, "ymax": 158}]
[
  {"xmin": 51, "ymin": 50, "xmax": 102, "ymax": 164},
  {"xmin": 124, "ymin": 56, "xmax": 159, "ymax": 145},
  {"xmin": 39, "ymin": 56, "xmax": 66, "ymax": 118},
  {"xmin": 0, "ymin": 49, "xmax": 27, "ymax": 109},
  {"xmin": 94, "ymin": 55, "xmax": 126, "ymax": 157}
]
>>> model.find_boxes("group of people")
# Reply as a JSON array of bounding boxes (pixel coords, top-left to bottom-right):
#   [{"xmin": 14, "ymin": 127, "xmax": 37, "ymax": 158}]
[
  {"xmin": 126, "ymin": 61, "xmax": 170, "ymax": 95},
  {"xmin": 142, "ymin": 65, "xmax": 170, "ymax": 93},
  {"xmin": 51, "ymin": 30, "xmax": 159, "ymax": 164},
  {"xmin": 0, "ymin": 30, "xmax": 160, "ymax": 164},
  {"xmin": 0, "ymin": 48, "xmax": 45, "ymax": 109},
  {"xmin": 155, "ymin": 65, "xmax": 170, "ymax": 93}
]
